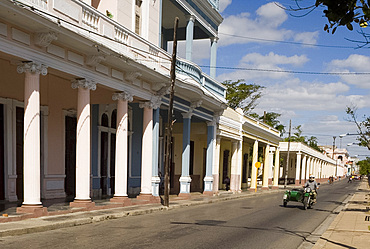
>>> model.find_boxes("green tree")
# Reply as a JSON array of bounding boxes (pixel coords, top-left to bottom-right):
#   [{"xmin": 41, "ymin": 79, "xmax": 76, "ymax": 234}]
[
  {"xmin": 284, "ymin": 0, "xmax": 370, "ymax": 46},
  {"xmin": 250, "ymin": 112, "xmax": 286, "ymax": 136},
  {"xmin": 346, "ymin": 105, "xmax": 370, "ymax": 150},
  {"xmin": 307, "ymin": 136, "xmax": 324, "ymax": 152},
  {"xmin": 357, "ymin": 157, "xmax": 370, "ymax": 175},
  {"xmin": 223, "ymin": 79, "xmax": 264, "ymax": 114},
  {"xmin": 290, "ymin": 125, "xmax": 307, "ymax": 143}
]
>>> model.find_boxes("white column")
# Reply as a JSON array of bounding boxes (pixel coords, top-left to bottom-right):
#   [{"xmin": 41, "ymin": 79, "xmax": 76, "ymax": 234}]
[
  {"xmin": 262, "ymin": 144, "xmax": 270, "ymax": 189},
  {"xmin": 250, "ymin": 140, "xmax": 258, "ymax": 191},
  {"xmin": 306, "ymin": 157, "xmax": 311, "ymax": 180},
  {"xmin": 237, "ymin": 140, "xmax": 243, "ymax": 192},
  {"xmin": 110, "ymin": 92, "xmax": 133, "ymax": 204},
  {"xmin": 301, "ymin": 155, "xmax": 307, "ymax": 182},
  {"xmin": 230, "ymin": 141, "xmax": 238, "ymax": 192},
  {"xmin": 138, "ymin": 101, "xmax": 156, "ymax": 201},
  {"xmin": 70, "ymin": 79, "xmax": 96, "ymax": 208},
  {"xmin": 185, "ymin": 15, "xmax": 195, "ymax": 61},
  {"xmin": 213, "ymin": 137, "xmax": 221, "ymax": 193},
  {"xmin": 295, "ymin": 152, "xmax": 302, "ymax": 185},
  {"xmin": 273, "ymin": 147, "xmax": 280, "ymax": 189},
  {"xmin": 16, "ymin": 62, "xmax": 47, "ymax": 214}
]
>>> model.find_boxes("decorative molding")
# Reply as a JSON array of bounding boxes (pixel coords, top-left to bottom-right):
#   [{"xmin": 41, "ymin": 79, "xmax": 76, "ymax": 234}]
[
  {"xmin": 139, "ymin": 97, "xmax": 161, "ymax": 109},
  {"xmin": 17, "ymin": 61, "xmax": 48, "ymax": 75},
  {"xmin": 71, "ymin": 78, "xmax": 96, "ymax": 90},
  {"xmin": 155, "ymin": 85, "xmax": 171, "ymax": 96},
  {"xmin": 35, "ymin": 32, "xmax": 58, "ymax": 47},
  {"xmin": 190, "ymin": 100, "xmax": 202, "ymax": 110},
  {"xmin": 125, "ymin": 71, "xmax": 142, "ymax": 82},
  {"xmin": 112, "ymin": 91, "xmax": 133, "ymax": 102},
  {"xmin": 86, "ymin": 55, "xmax": 106, "ymax": 67}
]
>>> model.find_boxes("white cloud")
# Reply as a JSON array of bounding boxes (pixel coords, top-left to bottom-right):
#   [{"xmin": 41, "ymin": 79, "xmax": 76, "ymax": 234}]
[
  {"xmin": 217, "ymin": 52, "xmax": 308, "ymax": 82},
  {"xmin": 240, "ymin": 52, "xmax": 308, "ymax": 66},
  {"xmin": 328, "ymin": 54, "xmax": 370, "ymax": 89},
  {"xmin": 219, "ymin": 12, "xmax": 292, "ymax": 47},
  {"xmin": 294, "ymin": 31, "xmax": 319, "ymax": 45},
  {"xmin": 219, "ymin": 0, "xmax": 232, "ymax": 13},
  {"xmin": 256, "ymin": 2, "xmax": 287, "ymax": 28}
]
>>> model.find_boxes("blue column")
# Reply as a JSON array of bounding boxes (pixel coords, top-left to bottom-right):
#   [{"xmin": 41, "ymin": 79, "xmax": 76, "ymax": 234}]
[
  {"xmin": 210, "ymin": 37, "xmax": 218, "ymax": 79},
  {"xmin": 204, "ymin": 121, "xmax": 215, "ymax": 194},
  {"xmin": 186, "ymin": 16, "xmax": 195, "ymax": 61},
  {"xmin": 179, "ymin": 113, "xmax": 192, "ymax": 196},
  {"xmin": 152, "ymin": 107, "xmax": 160, "ymax": 196}
]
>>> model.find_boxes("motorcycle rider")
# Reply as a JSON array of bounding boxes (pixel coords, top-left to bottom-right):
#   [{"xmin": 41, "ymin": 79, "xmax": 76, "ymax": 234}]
[{"xmin": 304, "ymin": 175, "xmax": 319, "ymax": 203}]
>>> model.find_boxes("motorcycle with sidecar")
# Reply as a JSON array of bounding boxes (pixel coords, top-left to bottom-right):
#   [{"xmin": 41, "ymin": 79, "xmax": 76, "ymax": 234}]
[{"xmin": 283, "ymin": 184, "xmax": 319, "ymax": 210}]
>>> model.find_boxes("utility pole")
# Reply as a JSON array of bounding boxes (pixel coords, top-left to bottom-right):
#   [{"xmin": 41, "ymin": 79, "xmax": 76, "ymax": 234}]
[
  {"xmin": 333, "ymin": 136, "xmax": 337, "ymax": 177},
  {"xmin": 164, "ymin": 17, "xmax": 179, "ymax": 207},
  {"xmin": 284, "ymin": 120, "xmax": 291, "ymax": 188}
]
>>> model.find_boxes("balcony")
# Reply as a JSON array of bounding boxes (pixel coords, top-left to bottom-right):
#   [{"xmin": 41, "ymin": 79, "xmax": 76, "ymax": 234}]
[{"xmin": 16, "ymin": 0, "xmax": 225, "ymax": 100}]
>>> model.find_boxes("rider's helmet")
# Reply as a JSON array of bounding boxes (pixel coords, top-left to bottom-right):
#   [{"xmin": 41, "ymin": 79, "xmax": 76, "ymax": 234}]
[{"xmin": 309, "ymin": 175, "xmax": 315, "ymax": 182}]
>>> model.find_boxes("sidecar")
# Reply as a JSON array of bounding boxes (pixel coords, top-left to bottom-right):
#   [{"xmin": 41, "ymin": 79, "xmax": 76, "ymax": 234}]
[{"xmin": 283, "ymin": 188, "xmax": 304, "ymax": 207}]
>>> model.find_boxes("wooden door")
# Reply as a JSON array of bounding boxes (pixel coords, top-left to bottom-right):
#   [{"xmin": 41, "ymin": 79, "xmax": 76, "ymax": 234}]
[
  {"xmin": 65, "ymin": 116, "xmax": 76, "ymax": 197},
  {"xmin": 0, "ymin": 104, "xmax": 4, "ymax": 200},
  {"xmin": 16, "ymin": 107, "xmax": 24, "ymax": 201},
  {"xmin": 100, "ymin": 132, "xmax": 108, "ymax": 196}
]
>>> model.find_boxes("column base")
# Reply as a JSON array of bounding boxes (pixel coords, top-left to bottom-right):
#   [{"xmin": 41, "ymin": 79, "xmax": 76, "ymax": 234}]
[
  {"xmin": 136, "ymin": 194, "xmax": 161, "ymax": 204},
  {"xmin": 110, "ymin": 196, "xmax": 132, "ymax": 206},
  {"xmin": 202, "ymin": 191, "xmax": 213, "ymax": 196},
  {"xmin": 16, "ymin": 204, "xmax": 48, "ymax": 216},
  {"xmin": 261, "ymin": 187, "xmax": 270, "ymax": 190},
  {"xmin": 271, "ymin": 186, "xmax": 279, "ymax": 190},
  {"xmin": 177, "ymin": 193, "xmax": 192, "ymax": 199},
  {"xmin": 249, "ymin": 188, "xmax": 256, "ymax": 192},
  {"xmin": 70, "ymin": 199, "xmax": 95, "ymax": 210}
]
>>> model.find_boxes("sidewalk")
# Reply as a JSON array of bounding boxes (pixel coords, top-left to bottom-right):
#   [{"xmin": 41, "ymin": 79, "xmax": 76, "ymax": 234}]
[
  {"xmin": 312, "ymin": 179, "xmax": 370, "ymax": 249},
  {"xmin": 0, "ymin": 188, "xmax": 284, "ymax": 238}
]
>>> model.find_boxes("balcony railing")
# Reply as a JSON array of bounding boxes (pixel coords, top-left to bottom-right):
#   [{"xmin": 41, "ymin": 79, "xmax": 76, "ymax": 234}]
[
  {"xmin": 18, "ymin": 0, "xmax": 225, "ymax": 100},
  {"xmin": 207, "ymin": 0, "xmax": 219, "ymax": 10},
  {"xmin": 176, "ymin": 58, "xmax": 226, "ymax": 100}
]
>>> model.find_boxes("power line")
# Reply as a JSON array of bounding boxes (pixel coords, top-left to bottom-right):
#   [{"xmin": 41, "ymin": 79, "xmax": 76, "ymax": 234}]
[
  {"xmin": 199, "ymin": 65, "xmax": 370, "ymax": 75},
  {"xmin": 218, "ymin": 32, "xmax": 365, "ymax": 49}
]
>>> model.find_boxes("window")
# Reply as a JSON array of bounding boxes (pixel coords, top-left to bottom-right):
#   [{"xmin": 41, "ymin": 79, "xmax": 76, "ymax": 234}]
[{"xmin": 135, "ymin": 14, "xmax": 140, "ymax": 35}]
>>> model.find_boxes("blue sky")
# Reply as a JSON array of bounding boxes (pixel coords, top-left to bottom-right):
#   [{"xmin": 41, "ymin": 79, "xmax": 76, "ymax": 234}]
[{"xmin": 176, "ymin": 0, "xmax": 370, "ymax": 159}]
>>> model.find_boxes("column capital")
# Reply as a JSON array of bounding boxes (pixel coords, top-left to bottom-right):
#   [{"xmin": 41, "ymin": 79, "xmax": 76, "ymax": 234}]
[
  {"xmin": 210, "ymin": 37, "xmax": 219, "ymax": 43},
  {"xmin": 17, "ymin": 61, "xmax": 48, "ymax": 76},
  {"xmin": 186, "ymin": 15, "xmax": 196, "ymax": 22},
  {"xmin": 182, "ymin": 112, "xmax": 192, "ymax": 119},
  {"xmin": 207, "ymin": 119, "xmax": 217, "ymax": 127},
  {"xmin": 112, "ymin": 91, "xmax": 133, "ymax": 102},
  {"xmin": 71, "ymin": 78, "xmax": 96, "ymax": 91}
]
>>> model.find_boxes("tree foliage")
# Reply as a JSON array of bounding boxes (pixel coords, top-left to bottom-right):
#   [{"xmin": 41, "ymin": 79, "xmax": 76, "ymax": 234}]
[
  {"xmin": 223, "ymin": 79, "xmax": 264, "ymax": 114},
  {"xmin": 346, "ymin": 105, "xmax": 370, "ymax": 150},
  {"xmin": 283, "ymin": 125, "xmax": 323, "ymax": 152},
  {"xmin": 250, "ymin": 112, "xmax": 286, "ymax": 136},
  {"xmin": 284, "ymin": 0, "xmax": 370, "ymax": 46},
  {"xmin": 357, "ymin": 157, "xmax": 370, "ymax": 175}
]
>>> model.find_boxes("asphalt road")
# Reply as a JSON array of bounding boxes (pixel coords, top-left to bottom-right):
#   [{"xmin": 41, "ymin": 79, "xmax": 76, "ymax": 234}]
[{"xmin": 0, "ymin": 180, "xmax": 359, "ymax": 249}]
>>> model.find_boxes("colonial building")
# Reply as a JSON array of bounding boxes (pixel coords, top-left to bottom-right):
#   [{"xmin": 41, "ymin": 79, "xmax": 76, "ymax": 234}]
[
  {"xmin": 279, "ymin": 142, "xmax": 345, "ymax": 185},
  {"xmin": 215, "ymin": 108, "xmax": 281, "ymax": 192},
  {"xmin": 0, "ymin": 0, "xmax": 226, "ymax": 214}
]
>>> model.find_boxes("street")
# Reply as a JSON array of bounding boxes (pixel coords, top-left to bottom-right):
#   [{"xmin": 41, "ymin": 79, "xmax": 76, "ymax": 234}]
[{"xmin": 0, "ymin": 180, "xmax": 359, "ymax": 249}]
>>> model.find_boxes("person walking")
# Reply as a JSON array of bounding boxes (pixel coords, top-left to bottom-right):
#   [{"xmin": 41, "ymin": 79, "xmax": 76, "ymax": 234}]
[{"xmin": 224, "ymin": 176, "xmax": 230, "ymax": 191}]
